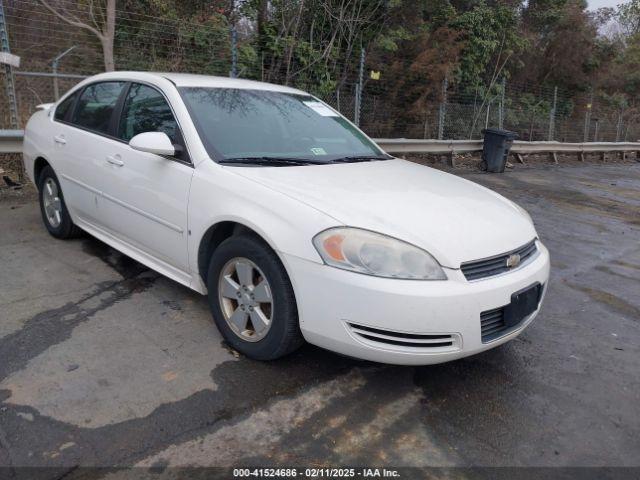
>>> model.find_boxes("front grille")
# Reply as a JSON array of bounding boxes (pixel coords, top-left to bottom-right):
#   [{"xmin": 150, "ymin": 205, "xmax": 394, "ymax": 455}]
[
  {"xmin": 461, "ymin": 240, "xmax": 538, "ymax": 281},
  {"xmin": 347, "ymin": 323, "xmax": 460, "ymax": 351},
  {"xmin": 480, "ymin": 307, "xmax": 508, "ymax": 342}
]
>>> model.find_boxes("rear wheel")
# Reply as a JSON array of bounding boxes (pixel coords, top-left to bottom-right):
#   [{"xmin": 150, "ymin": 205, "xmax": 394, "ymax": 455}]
[
  {"xmin": 207, "ymin": 234, "xmax": 304, "ymax": 360},
  {"xmin": 37, "ymin": 165, "xmax": 81, "ymax": 239}
]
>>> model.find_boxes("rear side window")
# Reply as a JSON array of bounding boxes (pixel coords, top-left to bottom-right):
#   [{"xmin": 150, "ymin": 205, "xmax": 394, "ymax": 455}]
[
  {"xmin": 54, "ymin": 92, "xmax": 77, "ymax": 122},
  {"xmin": 118, "ymin": 83, "xmax": 178, "ymax": 142},
  {"xmin": 73, "ymin": 82, "xmax": 125, "ymax": 134}
]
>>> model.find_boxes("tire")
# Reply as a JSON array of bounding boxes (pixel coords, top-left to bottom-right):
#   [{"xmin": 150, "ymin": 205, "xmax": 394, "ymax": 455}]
[
  {"xmin": 37, "ymin": 165, "xmax": 82, "ymax": 239},
  {"xmin": 207, "ymin": 234, "xmax": 304, "ymax": 360}
]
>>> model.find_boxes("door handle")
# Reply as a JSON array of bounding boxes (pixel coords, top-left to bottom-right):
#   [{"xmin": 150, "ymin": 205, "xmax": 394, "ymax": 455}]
[
  {"xmin": 106, "ymin": 155, "xmax": 124, "ymax": 167},
  {"xmin": 53, "ymin": 135, "xmax": 66, "ymax": 145}
]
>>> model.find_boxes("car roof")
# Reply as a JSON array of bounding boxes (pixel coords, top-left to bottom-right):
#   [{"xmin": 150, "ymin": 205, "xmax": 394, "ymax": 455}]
[{"xmin": 86, "ymin": 71, "xmax": 308, "ymax": 95}]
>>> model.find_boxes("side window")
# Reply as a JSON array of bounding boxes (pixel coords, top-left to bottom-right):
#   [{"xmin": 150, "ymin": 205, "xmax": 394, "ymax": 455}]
[
  {"xmin": 72, "ymin": 82, "xmax": 125, "ymax": 134},
  {"xmin": 118, "ymin": 83, "xmax": 178, "ymax": 143},
  {"xmin": 54, "ymin": 92, "xmax": 77, "ymax": 122}
]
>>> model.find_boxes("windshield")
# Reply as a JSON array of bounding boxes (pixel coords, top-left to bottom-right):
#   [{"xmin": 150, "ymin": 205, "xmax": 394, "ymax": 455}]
[{"xmin": 179, "ymin": 87, "xmax": 385, "ymax": 163}]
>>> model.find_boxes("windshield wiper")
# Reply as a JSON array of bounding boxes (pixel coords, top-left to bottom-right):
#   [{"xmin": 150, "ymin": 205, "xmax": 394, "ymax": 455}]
[
  {"xmin": 328, "ymin": 155, "xmax": 392, "ymax": 163},
  {"xmin": 219, "ymin": 156, "xmax": 326, "ymax": 166}
]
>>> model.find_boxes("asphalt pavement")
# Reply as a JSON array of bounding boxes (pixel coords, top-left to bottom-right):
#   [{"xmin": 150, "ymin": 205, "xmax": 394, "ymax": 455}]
[{"xmin": 0, "ymin": 163, "xmax": 638, "ymax": 478}]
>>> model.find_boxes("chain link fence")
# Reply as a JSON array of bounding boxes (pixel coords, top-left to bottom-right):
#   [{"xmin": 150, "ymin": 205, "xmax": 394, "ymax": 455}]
[
  {"xmin": 2, "ymin": 0, "xmax": 639, "ymax": 144},
  {"xmin": 359, "ymin": 78, "xmax": 640, "ymax": 142}
]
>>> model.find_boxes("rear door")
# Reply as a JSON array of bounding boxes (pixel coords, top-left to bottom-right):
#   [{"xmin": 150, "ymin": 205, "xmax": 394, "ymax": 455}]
[
  {"xmin": 95, "ymin": 82, "xmax": 194, "ymax": 274},
  {"xmin": 50, "ymin": 82, "xmax": 126, "ymax": 224}
]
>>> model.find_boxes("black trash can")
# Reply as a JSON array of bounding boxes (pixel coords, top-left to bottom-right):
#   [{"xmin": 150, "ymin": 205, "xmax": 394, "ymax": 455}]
[{"xmin": 481, "ymin": 128, "xmax": 518, "ymax": 173}]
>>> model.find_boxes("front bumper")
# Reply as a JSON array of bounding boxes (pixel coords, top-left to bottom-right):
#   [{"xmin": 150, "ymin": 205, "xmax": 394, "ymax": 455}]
[{"xmin": 282, "ymin": 241, "xmax": 550, "ymax": 365}]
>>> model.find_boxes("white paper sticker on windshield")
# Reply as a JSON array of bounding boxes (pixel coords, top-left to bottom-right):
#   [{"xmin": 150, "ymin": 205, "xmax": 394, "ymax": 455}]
[
  {"xmin": 310, "ymin": 147, "xmax": 326, "ymax": 155},
  {"xmin": 303, "ymin": 101, "xmax": 339, "ymax": 117}
]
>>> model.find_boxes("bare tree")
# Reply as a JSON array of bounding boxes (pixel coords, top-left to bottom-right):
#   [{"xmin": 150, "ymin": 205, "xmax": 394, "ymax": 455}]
[
  {"xmin": 268, "ymin": 0, "xmax": 386, "ymax": 87},
  {"xmin": 39, "ymin": 0, "xmax": 116, "ymax": 71},
  {"xmin": 312, "ymin": 0, "xmax": 387, "ymax": 88}
]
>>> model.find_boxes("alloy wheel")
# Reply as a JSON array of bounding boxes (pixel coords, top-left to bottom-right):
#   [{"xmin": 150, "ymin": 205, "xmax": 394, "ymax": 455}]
[
  {"xmin": 218, "ymin": 257, "xmax": 273, "ymax": 342},
  {"xmin": 43, "ymin": 178, "xmax": 62, "ymax": 228}
]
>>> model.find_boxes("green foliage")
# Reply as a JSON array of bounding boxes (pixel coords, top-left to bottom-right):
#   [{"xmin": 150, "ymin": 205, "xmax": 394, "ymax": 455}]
[
  {"xmin": 114, "ymin": 0, "xmax": 231, "ymax": 74},
  {"xmin": 289, "ymin": 39, "xmax": 339, "ymax": 96},
  {"xmin": 518, "ymin": 92, "xmax": 552, "ymax": 116},
  {"xmin": 599, "ymin": 92, "xmax": 629, "ymax": 110},
  {"xmin": 237, "ymin": 43, "xmax": 258, "ymax": 78},
  {"xmin": 107, "ymin": 0, "xmax": 640, "ymax": 128},
  {"xmin": 449, "ymin": 2, "xmax": 525, "ymax": 88},
  {"xmin": 422, "ymin": 0, "xmax": 457, "ymax": 29},
  {"xmin": 618, "ymin": 0, "xmax": 640, "ymax": 37},
  {"xmin": 375, "ymin": 27, "xmax": 412, "ymax": 52},
  {"xmin": 525, "ymin": 0, "xmax": 570, "ymax": 33}
]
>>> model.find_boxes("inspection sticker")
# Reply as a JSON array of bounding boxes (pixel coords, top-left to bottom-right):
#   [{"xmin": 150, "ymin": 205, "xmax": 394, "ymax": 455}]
[{"xmin": 303, "ymin": 101, "xmax": 339, "ymax": 117}]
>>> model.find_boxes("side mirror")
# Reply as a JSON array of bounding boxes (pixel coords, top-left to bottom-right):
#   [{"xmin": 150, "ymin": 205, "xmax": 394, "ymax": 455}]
[{"xmin": 129, "ymin": 132, "xmax": 175, "ymax": 157}]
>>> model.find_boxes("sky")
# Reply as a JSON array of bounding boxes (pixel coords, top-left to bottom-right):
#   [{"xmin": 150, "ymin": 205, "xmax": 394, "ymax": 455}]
[{"xmin": 588, "ymin": 0, "xmax": 630, "ymax": 9}]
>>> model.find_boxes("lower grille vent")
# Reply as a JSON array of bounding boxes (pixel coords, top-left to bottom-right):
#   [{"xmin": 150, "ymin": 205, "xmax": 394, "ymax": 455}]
[
  {"xmin": 480, "ymin": 307, "xmax": 507, "ymax": 342},
  {"xmin": 480, "ymin": 283, "xmax": 544, "ymax": 343},
  {"xmin": 347, "ymin": 323, "xmax": 460, "ymax": 351}
]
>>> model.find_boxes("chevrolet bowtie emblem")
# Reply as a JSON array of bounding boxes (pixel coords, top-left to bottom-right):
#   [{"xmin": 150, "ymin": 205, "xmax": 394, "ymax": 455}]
[{"xmin": 506, "ymin": 253, "xmax": 521, "ymax": 268}]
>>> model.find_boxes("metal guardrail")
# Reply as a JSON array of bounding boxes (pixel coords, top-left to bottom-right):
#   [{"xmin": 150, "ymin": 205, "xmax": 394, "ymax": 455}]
[
  {"xmin": 375, "ymin": 138, "xmax": 640, "ymax": 165},
  {"xmin": 0, "ymin": 129, "xmax": 23, "ymax": 153},
  {"xmin": 510, "ymin": 141, "xmax": 640, "ymax": 163},
  {"xmin": 512, "ymin": 141, "xmax": 640, "ymax": 154},
  {"xmin": 14, "ymin": 71, "xmax": 88, "ymax": 79},
  {"xmin": 1, "ymin": 131, "xmax": 639, "ymax": 161},
  {"xmin": 374, "ymin": 139, "xmax": 482, "ymax": 155},
  {"xmin": 375, "ymin": 138, "xmax": 640, "ymax": 154}
]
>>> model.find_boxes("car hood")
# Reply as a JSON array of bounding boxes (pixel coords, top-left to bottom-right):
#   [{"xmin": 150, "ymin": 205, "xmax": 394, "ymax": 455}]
[{"xmin": 231, "ymin": 159, "xmax": 537, "ymax": 268}]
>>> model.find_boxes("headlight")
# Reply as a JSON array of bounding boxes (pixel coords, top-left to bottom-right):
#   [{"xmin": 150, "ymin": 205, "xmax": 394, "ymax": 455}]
[{"xmin": 313, "ymin": 227, "xmax": 446, "ymax": 280}]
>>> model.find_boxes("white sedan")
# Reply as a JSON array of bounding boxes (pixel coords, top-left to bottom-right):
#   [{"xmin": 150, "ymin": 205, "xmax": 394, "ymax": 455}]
[{"xmin": 23, "ymin": 71, "xmax": 550, "ymax": 365}]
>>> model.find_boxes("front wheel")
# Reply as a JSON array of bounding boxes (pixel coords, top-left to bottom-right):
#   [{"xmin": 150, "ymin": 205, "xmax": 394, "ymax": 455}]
[{"xmin": 207, "ymin": 235, "xmax": 304, "ymax": 360}]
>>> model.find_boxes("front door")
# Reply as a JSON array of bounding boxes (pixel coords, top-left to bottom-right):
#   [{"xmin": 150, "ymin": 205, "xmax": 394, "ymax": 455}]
[{"xmin": 96, "ymin": 82, "xmax": 194, "ymax": 275}]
